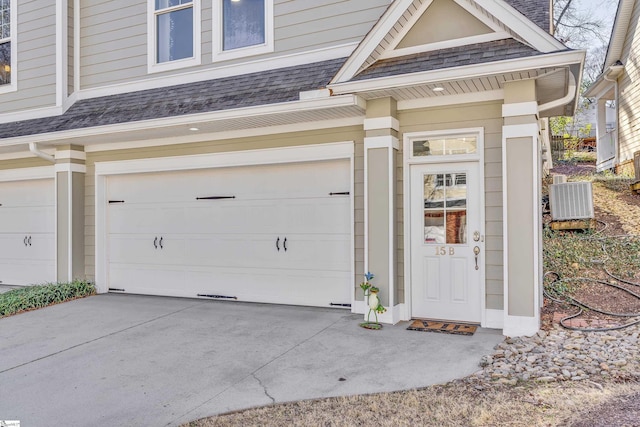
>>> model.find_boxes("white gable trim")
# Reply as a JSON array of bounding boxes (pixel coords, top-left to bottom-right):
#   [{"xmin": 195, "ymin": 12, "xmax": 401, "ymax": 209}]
[
  {"xmin": 332, "ymin": 0, "xmax": 564, "ymax": 84},
  {"xmin": 382, "ymin": 0, "xmax": 512, "ymax": 59},
  {"xmin": 330, "ymin": 0, "xmax": 416, "ymax": 84},
  {"xmin": 474, "ymin": 0, "xmax": 564, "ymax": 52}
]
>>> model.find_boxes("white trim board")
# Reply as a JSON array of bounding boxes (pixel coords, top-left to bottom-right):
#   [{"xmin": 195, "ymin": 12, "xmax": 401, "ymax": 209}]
[
  {"xmin": 0, "ymin": 166, "xmax": 55, "ymax": 182},
  {"xmin": 83, "ymin": 117, "xmax": 364, "ymax": 153},
  {"xmin": 94, "ymin": 141, "xmax": 354, "ymax": 176}
]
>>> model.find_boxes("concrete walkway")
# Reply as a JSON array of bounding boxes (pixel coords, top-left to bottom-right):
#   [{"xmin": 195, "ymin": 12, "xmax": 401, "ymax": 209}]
[{"xmin": 0, "ymin": 294, "xmax": 503, "ymax": 426}]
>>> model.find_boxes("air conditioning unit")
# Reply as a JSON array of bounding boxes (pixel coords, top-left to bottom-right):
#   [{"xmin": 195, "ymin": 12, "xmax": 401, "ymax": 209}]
[
  {"xmin": 552, "ymin": 174, "xmax": 567, "ymax": 184},
  {"xmin": 634, "ymin": 151, "xmax": 640, "ymax": 182},
  {"xmin": 549, "ymin": 182, "xmax": 594, "ymax": 221}
]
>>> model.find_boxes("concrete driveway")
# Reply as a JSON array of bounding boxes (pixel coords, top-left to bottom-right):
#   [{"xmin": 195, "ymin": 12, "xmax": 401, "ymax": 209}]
[{"xmin": 0, "ymin": 294, "xmax": 503, "ymax": 426}]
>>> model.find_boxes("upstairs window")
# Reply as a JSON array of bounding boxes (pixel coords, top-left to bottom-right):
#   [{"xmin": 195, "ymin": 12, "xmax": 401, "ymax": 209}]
[
  {"xmin": 0, "ymin": 0, "xmax": 15, "ymax": 91},
  {"xmin": 148, "ymin": 0, "xmax": 201, "ymax": 73},
  {"xmin": 214, "ymin": 0, "xmax": 273, "ymax": 61}
]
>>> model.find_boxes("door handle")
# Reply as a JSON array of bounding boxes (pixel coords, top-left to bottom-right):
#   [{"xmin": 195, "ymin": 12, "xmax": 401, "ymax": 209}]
[
  {"xmin": 28, "ymin": 236, "xmax": 32, "ymax": 246},
  {"xmin": 276, "ymin": 237, "xmax": 280, "ymax": 251},
  {"xmin": 154, "ymin": 237, "xmax": 158, "ymax": 249},
  {"xmin": 283, "ymin": 237, "xmax": 287, "ymax": 252},
  {"xmin": 473, "ymin": 246, "xmax": 480, "ymax": 270},
  {"xmin": 24, "ymin": 236, "xmax": 27, "ymax": 246},
  {"xmin": 159, "ymin": 237, "xmax": 163, "ymax": 249}
]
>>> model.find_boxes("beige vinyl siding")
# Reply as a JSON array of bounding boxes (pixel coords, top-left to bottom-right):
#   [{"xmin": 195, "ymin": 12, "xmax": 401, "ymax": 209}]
[
  {"xmin": 0, "ymin": 1, "xmax": 57, "ymax": 113},
  {"xmin": 84, "ymin": 127, "xmax": 366, "ymax": 293},
  {"xmin": 0, "ymin": 157, "xmax": 53, "ymax": 170},
  {"xmin": 68, "ymin": 0, "xmax": 74, "ymax": 96},
  {"xmin": 79, "ymin": 0, "xmax": 392, "ymax": 89},
  {"xmin": 617, "ymin": 0, "xmax": 640, "ymax": 164},
  {"xmin": 398, "ymin": 101, "xmax": 504, "ymax": 310}
]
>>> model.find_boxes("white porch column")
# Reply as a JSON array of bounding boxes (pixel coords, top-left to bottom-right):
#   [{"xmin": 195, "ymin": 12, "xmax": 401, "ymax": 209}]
[
  {"xmin": 363, "ymin": 97, "xmax": 403, "ymax": 323},
  {"xmin": 501, "ymin": 80, "xmax": 542, "ymax": 337},
  {"xmin": 55, "ymin": 145, "xmax": 86, "ymax": 282}
]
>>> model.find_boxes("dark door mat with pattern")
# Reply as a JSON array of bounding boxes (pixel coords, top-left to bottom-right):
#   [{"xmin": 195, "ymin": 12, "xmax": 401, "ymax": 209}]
[{"xmin": 407, "ymin": 319, "xmax": 478, "ymax": 335}]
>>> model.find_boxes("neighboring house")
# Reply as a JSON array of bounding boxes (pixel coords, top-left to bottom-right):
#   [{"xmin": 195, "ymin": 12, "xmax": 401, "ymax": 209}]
[
  {"xmin": 584, "ymin": 0, "xmax": 638, "ymax": 174},
  {"xmin": 0, "ymin": 0, "xmax": 583, "ymax": 337}
]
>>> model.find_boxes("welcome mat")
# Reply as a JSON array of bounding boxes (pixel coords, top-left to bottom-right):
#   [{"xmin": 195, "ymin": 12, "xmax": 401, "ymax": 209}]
[{"xmin": 407, "ymin": 319, "xmax": 478, "ymax": 336}]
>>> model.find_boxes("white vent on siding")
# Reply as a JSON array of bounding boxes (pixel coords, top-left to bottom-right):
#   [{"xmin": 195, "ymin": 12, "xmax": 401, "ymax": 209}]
[
  {"xmin": 549, "ymin": 182, "xmax": 594, "ymax": 221},
  {"xmin": 552, "ymin": 174, "xmax": 567, "ymax": 184}
]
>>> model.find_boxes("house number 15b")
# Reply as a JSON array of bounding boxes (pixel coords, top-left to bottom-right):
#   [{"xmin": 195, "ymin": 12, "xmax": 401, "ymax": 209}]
[{"xmin": 435, "ymin": 246, "xmax": 455, "ymax": 256}]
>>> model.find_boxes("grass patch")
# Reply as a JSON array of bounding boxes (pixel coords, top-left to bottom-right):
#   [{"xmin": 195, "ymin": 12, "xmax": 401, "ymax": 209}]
[
  {"xmin": 186, "ymin": 381, "xmax": 640, "ymax": 427},
  {"xmin": 0, "ymin": 280, "xmax": 96, "ymax": 317}
]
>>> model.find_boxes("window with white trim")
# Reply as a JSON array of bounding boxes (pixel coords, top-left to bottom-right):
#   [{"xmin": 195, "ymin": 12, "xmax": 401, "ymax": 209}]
[
  {"xmin": 149, "ymin": 0, "xmax": 201, "ymax": 73},
  {"xmin": 214, "ymin": 0, "xmax": 273, "ymax": 62},
  {"xmin": 0, "ymin": 0, "xmax": 15, "ymax": 91}
]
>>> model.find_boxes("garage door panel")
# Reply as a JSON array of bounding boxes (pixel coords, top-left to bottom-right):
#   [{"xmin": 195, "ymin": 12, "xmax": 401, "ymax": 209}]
[
  {"xmin": 109, "ymin": 205, "xmax": 186, "ymax": 234},
  {"xmin": 109, "ymin": 234, "xmax": 186, "ymax": 264},
  {"xmin": 282, "ymin": 198, "xmax": 350, "ymax": 235},
  {"xmin": 0, "ymin": 260, "xmax": 56, "ymax": 286},
  {"xmin": 185, "ymin": 268, "xmax": 352, "ymax": 307},
  {"xmin": 185, "ymin": 235, "xmax": 280, "ymax": 269},
  {"xmin": 276, "ymin": 234, "xmax": 351, "ymax": 272},
  {"xmin": 0, "ymin": 179, "xmax": 55, "ymax": 206},
  {"xmin": 108, "ymin": 264, "xmax": 186, "ymax": 295},
  {"xmin": 0, "ymin": 235, "xmax": 32, "ymax": 260},
  {"xmin": 185, "ymin": 200, "xmax": 284, "ymax": 235}
]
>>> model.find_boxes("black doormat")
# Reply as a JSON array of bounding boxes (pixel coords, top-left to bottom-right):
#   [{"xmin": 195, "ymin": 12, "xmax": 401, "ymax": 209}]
[{"xmin": 407, "ymin": 319, "xmax": 478, "ymax": 336}]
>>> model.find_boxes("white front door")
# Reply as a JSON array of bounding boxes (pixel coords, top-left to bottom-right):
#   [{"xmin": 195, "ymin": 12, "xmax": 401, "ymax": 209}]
[
  {"xmin": 0, "ymin": 179, "xmax": 56, "ymax": 286},
  {"xmin": 410, "ymin": 162, "xmax": 483, "ymax": 323}
]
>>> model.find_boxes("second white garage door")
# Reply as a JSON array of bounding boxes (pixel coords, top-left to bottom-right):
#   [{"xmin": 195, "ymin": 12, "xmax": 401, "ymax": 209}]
[
  {"xmin": 106, "ymin": 159, "xmax": 352, "ymax": 307},
  {"xmin": 0, "ymin": 179, "xmax": 56, "ymax": 286}
]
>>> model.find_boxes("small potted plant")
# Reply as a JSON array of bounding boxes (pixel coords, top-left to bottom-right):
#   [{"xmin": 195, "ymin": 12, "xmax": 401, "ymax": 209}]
[{"xmin": 359, "ymin": 272, "xmax": 387, "ymax": 330}]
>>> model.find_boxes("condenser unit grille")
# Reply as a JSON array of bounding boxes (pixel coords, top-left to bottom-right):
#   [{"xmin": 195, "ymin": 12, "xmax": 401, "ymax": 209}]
[{"xmin": 549, "ymin": 182, "xmax": 594, "ymax": 221}]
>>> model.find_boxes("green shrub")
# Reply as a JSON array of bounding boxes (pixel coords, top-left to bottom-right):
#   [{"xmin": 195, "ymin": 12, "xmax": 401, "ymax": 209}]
[{"xmin": 0, "ymin": 280, "xmax": 96, "ymax": 317}]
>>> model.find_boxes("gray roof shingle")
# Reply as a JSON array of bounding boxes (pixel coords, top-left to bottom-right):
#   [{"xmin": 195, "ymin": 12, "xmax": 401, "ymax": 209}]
[
  {"xmin": 351, "ymin": 39, "xmax": 547, "ymax": 81},
  {"xmin": 504, "ymin": 0, "xmax": 551, "ymax": 33},
  {"xmin": 0, "ymin": 58, "xmax": 346, "ymax": 139}
]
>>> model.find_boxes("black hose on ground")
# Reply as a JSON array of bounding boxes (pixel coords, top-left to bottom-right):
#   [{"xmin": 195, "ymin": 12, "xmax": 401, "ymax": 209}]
[{"xmin": 544, "ymin": 232, "xmax": 640, "ymax": 332}]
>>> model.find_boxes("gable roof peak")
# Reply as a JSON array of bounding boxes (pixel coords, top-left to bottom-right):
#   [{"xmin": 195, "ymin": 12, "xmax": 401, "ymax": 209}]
[{"xmin": 331, "ymin": 0, "xmax": 565, "ymax": 84}]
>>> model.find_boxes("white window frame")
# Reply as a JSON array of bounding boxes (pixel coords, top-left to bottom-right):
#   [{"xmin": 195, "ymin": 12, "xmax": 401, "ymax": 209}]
[
  {"xmin": 0, "ymin": 0, "xmax": 17, "ymax": 94},
  {"xmin": 147, "ymin": 0, "xmax": 201, "ymax": 74},
  {"xmin": 213, "ymin": 0, "xmax": 274, "ymax": 63}
]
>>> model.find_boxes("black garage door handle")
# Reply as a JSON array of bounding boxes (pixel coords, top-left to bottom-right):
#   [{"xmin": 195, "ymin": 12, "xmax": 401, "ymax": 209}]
[
  {"xmin": 276, "ymin": 237, "xmax": 280, "ymax": 251},
  {"xmin": 283, "ymin": 237, "xmax": 287, "ymax": 252}
]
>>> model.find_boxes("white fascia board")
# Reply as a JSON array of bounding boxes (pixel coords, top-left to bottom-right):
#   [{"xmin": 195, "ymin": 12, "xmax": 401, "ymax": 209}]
[
  {"xmin": 473, "ymin": 0, "xmax": 565, "ymax": 52},
  {"xmin": 330, "ymin": 0, "xmax": 416, "ymax": 84},
  {"xmin": 604, "ymin": 0, "xmax": 636, "ymax": 68},
  {"xmin": 330, "ymin": 50, "xmax": 585, "ymax": 95},
  {"xmin": 583, "ymin": 75, "xmax": 616, "ymax": 99},
  {"xmin": 0, "ymin": 95, "xmax": 366, "ymax": 148}
]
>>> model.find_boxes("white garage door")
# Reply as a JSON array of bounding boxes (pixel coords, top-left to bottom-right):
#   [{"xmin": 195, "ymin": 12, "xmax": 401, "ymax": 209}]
[
  {"xmin": 106, "ymin": 159, "xmax": 352, "ymax": 307},
  {"xmin": 0, "ymin": 179, "xmax": 56, "ymax": 286}
]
